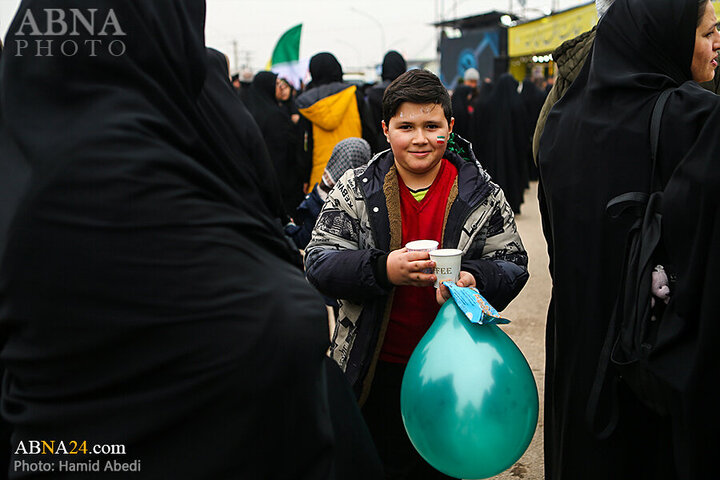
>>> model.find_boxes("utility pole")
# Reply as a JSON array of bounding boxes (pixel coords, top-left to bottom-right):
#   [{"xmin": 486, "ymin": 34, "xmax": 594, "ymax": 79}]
[
  {"xmin": 236, "ymin": 49, "xmax": 252, "ymax": 71},
  {"xmin": 232, "ymin": 39, "xmax": 239, "ymax": 74}
]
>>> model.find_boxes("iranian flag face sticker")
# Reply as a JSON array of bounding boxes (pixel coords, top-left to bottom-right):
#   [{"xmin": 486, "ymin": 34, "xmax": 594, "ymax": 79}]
[{"xmin": 436, "ymin": 135, "xmax": 445, "ymax": 144}]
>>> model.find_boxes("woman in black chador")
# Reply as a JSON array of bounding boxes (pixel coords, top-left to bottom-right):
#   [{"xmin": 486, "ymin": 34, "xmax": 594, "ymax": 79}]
[
  {"xmin": 519, "ymin": 78, "xmax": 545, "ymax": 181},
  {"xmin": 538, "ymin": 0, "xmax": 720, "ymax": 478},
  {"xmin": 244, "ymin": 70, "xmax": 305, "ymax": 215},
  {"xmin": 469, "ymin": 73, "xmax": 529, "ymax": 213},
  {"xmin": 0, "ymin": 1, "xmax": 381, "ymax": 478}
]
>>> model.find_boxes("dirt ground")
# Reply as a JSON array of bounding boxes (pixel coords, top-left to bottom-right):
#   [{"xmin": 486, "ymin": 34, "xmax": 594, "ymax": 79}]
[{"xmin": 485, "ymin": 180, "xmax": 550, "ymax": 480}]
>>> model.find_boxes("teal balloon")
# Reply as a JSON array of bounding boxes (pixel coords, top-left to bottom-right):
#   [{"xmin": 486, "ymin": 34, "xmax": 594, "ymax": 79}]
[{"xmin": 400, "ymin": 300, "xmax": 538, "ymax": 479}]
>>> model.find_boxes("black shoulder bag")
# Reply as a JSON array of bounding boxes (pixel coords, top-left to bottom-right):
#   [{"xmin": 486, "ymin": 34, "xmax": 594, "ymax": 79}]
[{"xmin": 586, "ymin": 89, "xmax": 673, "ymax": 439}]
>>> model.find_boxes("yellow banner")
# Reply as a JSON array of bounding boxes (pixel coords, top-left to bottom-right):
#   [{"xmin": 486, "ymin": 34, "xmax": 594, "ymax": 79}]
[
  {"xmin": 509, "ymin": 1, "xmax": 720, "ymax": 58},
  {"xmin": 508, "ymin": 4, "xmax": 597, "ymax": 58}
]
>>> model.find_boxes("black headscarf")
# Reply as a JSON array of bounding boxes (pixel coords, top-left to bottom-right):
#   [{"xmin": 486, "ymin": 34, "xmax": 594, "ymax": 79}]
[
  {"xmin": 537, "ymin": 0, "xmax": 720, "ymax": 477},
  {"xmin": 252, "ymin": 70, "xmax": 278, "ymax": 100},
  {"xmin": 309, "ymin": 52, "xmax": 343, "ymax": 87},
  {"xmin": 244, "ymin": 71, "xmax": 280, "ymax": 128},
  {"xmin": 380, "ymin": 50, "xmax": 406, "ymax": 82},
  {"xmin": 0, "ymin": 2, "xmax": 379, "ymax": 478},
  {"xmin": 469, "ymin": 73, "xmax": 528, "ymax": 213}
]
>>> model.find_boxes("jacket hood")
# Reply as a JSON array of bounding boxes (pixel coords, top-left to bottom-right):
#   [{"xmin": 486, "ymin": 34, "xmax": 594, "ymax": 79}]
[
  {"xmin": 381, "ymin": 51, "xmax": 406, "ymax": 81},
  {"xmin": 296, "ymin": 82, "xmax": 357, "ymax": 130},
  {"xmin": 309, "ymin": 52, "xmax": 343, "ymax": 85},
  {"xmin": 552, "ymin": 27, "xmax": 596, "ymax": 80}
]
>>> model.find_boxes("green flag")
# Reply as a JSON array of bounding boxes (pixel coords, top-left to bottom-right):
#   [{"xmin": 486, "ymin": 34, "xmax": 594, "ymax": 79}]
[
  {"xmin": 268, "ymin": 24, "xmax": 307, "ymax": 90},
  {"xmin": 271, "ymin": 24, "xmax": 301, "ymax": 65}
]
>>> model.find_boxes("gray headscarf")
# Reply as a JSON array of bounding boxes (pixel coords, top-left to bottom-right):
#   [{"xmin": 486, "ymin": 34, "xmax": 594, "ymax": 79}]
[
  {"xmin": 596, "ymin": 0, "xmax": 614, "ymax": 18},
  {"xmin": 322, "ymin": 138, "xmax": 372, "ymax": 189}
]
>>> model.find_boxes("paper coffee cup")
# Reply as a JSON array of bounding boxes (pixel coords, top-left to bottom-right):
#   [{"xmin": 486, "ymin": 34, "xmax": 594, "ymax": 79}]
[
  {"xmin": 429, "ymin": 249, "xmax": 462, "ymax": 288},
  {"xmin": 406, "ymin": 240, "xmax": 439, "ymax": 274},
  {"xmin": 405, "ymin": 240, "xmax": 439, "ymax": 252}
]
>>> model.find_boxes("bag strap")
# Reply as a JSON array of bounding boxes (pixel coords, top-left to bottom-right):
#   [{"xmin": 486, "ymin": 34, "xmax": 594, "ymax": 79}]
[
  {"xmin": 606, "ymin": 192, "xmax": 649, "ymax": 219},
  {"xmin": 586, "ymin": 88, "xmax": 673, "ymax": 439},
  {"xmin": 649, "ymin": 89, "xmax": 672, "ymax": 191},
  {"xmin": 605, "ymin": 88, "xmax": 672, "ymax": 216},
  {"xmin": 585, "ymin": 315, "xmax": 622, "ymax": 439}
]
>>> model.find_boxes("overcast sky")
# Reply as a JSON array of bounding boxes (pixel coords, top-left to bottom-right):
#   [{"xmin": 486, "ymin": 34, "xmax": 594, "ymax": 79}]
[{"xmin": 0, "ymin": 0, "xmax": 588, "ymax": 73}]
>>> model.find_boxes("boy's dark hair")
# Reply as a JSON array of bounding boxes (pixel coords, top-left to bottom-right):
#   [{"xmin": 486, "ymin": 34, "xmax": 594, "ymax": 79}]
[{"xmin": 382, "ymin": 69, "xmax": 452, "ymax": 126}]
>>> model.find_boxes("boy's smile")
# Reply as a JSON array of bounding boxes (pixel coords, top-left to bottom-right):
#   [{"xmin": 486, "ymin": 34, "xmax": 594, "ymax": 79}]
[{"xmin": 383, "ymin": 102, "xmax": 454, "ymax": 189}]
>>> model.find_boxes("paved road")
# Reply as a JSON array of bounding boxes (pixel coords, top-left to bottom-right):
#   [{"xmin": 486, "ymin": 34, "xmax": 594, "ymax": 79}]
[{"xmin": 486, "ymin": 180, "xmax": 550, "ymax": 480}]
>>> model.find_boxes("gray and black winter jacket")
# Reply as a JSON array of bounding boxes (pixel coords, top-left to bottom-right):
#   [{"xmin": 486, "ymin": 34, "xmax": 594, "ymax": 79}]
[{"xmin": 305, "ymin": 139, "xmax": 529, "ymax": 403}]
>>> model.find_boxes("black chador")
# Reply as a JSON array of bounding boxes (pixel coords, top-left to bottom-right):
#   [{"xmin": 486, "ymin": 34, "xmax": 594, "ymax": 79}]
[
  {"xmin": 0, "ymin": 1, "xmax": 380, "ymax": 478},
  {"xmin": 538, "ymin": 0, "xmax": 720, "ymax": 478},
  {"xmin": 470, "ymin": 73, "xmax": 529, "ymax": 213}
]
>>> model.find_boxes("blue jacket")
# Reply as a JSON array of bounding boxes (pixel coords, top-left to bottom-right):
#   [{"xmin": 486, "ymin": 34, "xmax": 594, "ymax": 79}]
[{"xmin": 285, "ymin": 184, "xmax": 326, "ymax": 251}]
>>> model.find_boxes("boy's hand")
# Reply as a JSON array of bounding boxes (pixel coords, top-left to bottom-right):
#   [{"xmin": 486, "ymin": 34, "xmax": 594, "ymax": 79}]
[
  {"xmin": 386, "ymin": 247, "xmax": 436, "ymax": 287},
  {"xmin": 436, "ymin": 271, "xmax": 476, "ymax": 305}
]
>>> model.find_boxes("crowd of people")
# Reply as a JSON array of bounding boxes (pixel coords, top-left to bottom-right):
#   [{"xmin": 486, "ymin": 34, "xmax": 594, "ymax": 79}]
[
  {"xmin": 0, "ymin": 0, "xmax": 717, "ymax": 479},
  {"xmin": 233, "ymin": 47, "xmax": 547, "ymax": 223},
  {"xmin": 450, "ymin": 69, "xmax": 547, "ymax": 215}
]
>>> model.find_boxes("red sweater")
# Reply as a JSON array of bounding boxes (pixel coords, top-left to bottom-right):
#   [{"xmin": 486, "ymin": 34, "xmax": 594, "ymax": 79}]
[{"xmin": 380, "ymin": 158, "xmax": 458, "ymax": 363}]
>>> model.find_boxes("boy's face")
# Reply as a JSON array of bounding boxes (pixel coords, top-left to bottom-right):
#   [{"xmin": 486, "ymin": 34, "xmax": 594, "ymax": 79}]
[{"xmin": 382, "ymin": 102, "xmax": 454, "ymax": 186}]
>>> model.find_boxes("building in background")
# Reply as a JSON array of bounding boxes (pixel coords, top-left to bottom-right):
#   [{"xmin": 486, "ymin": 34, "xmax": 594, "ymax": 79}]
[
  {"xmin": 507, "ymin": 1, "xmax": 596, "ymax": 82},
  {"xmin": 434, "ymin": 11, "xmax": 518, "ymax": 89},
  {"xmin": 439, "ymin": 1, "xmax": 720, "ymax": 86},
  {"xmin": 506, "ymin": 1, "xmax": 720, "ymax": 82}
]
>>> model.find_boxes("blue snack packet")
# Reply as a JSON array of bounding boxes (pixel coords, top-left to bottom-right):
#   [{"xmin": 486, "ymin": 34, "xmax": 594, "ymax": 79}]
[{"xmin": 443, "ymin": 281, "xmax": 510, "ymax": 325}]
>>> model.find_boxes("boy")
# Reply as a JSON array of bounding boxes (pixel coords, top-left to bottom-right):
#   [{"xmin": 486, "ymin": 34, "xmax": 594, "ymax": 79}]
[{"xmin": 305, "ymin": 69, "xmax": 528, "ymax": 479}]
